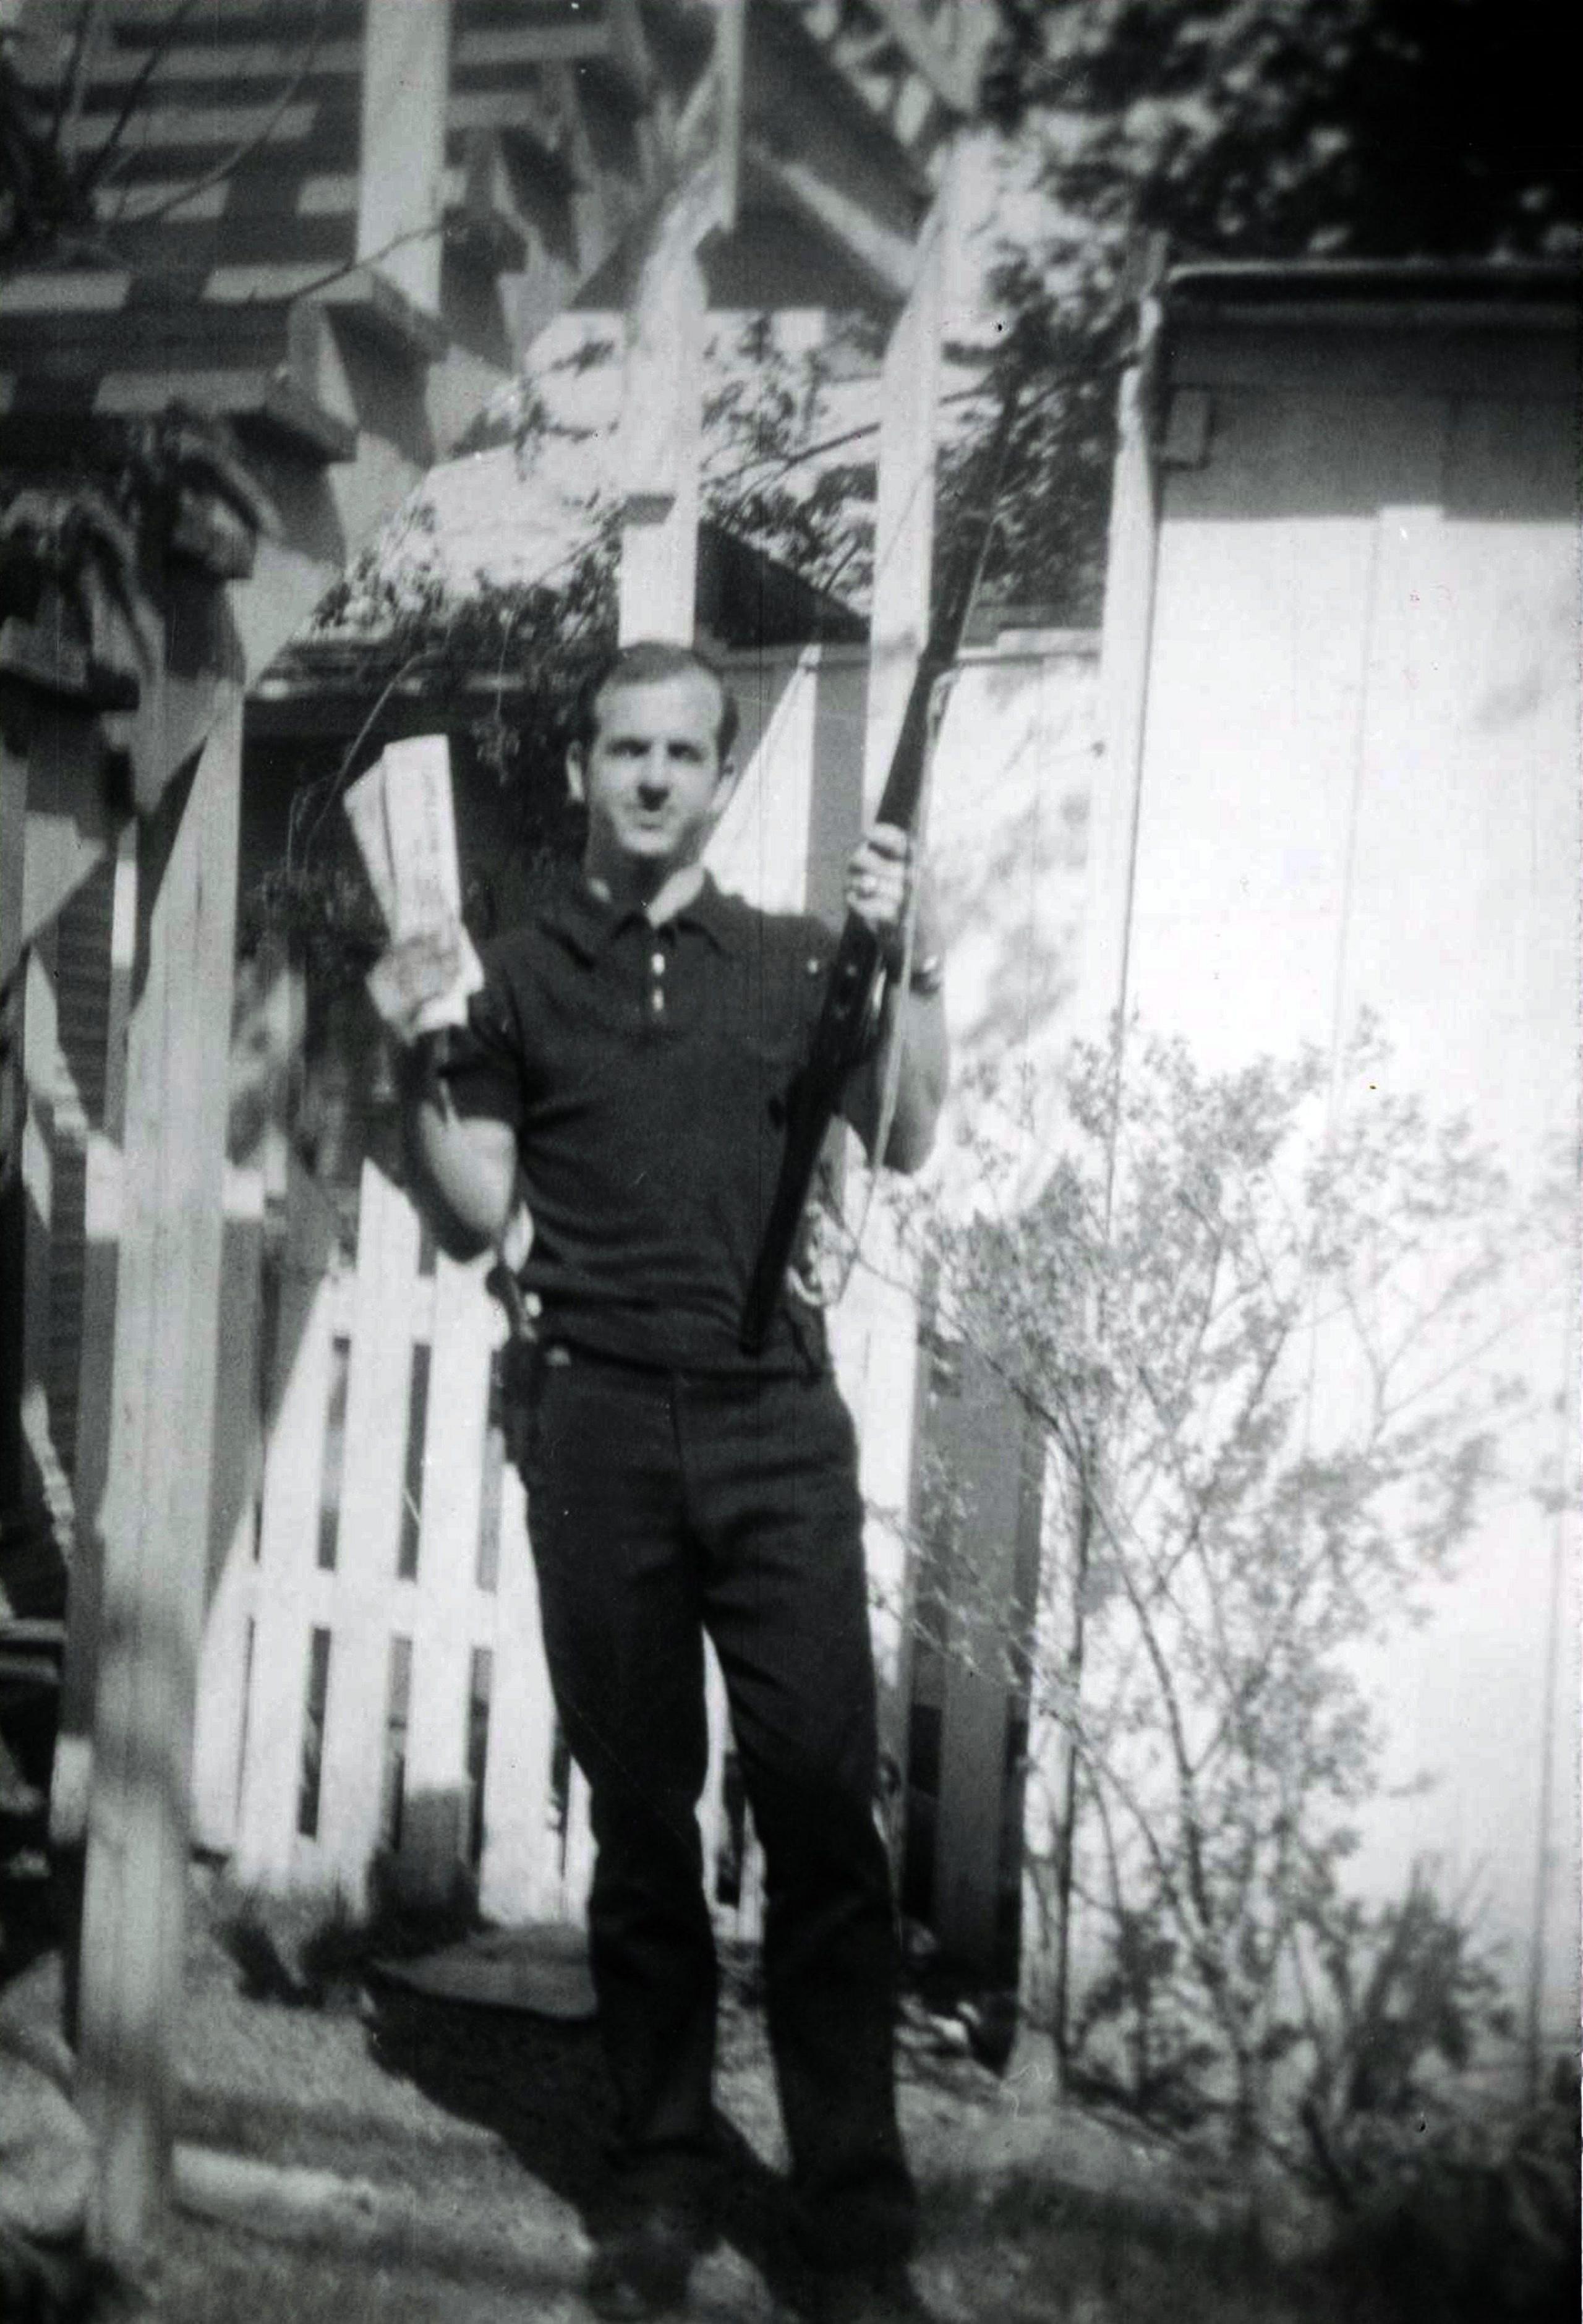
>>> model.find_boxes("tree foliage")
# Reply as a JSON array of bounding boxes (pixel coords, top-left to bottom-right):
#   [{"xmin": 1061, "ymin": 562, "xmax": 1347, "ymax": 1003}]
[
  {"xmin": 701, "ymin": 312, "xmax": 882, "ymax": 607},
  {"xmin": 962, "ymin": 0, "xmax": 1583, "ymax": 619},
  {"xmin": 905, "ymin": 1022, "xmax": 1562, "ymax": 2150},
  {"xmin": 561, "ymin": 3, "xmax": 1583, "ymax": 628},
  {"xmin": 982, "ymin": 0, "xmax": 1581, "ymax": 261}
]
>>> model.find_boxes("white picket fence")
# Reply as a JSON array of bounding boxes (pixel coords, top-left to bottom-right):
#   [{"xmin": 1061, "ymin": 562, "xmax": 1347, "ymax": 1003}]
[{"xmin": 195, "ymin": 1147, "xmax": 764, "ymax": 1942}]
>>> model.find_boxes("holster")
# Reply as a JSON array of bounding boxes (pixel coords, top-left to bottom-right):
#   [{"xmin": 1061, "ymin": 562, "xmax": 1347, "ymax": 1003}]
[{"xmin": 485, "ymin": 1261, "xmax": 540, "ymax": 1473}]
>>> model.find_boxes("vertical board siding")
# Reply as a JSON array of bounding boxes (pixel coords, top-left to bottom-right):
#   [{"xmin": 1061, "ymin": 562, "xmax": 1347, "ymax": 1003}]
[{"xmin": 1111, "ymin": 325, "xmax": 1580, "ymax": 2043}]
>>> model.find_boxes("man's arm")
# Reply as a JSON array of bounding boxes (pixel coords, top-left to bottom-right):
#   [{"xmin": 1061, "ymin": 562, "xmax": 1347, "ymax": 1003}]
[
  {"xmin": 397, "ymin": 1041, "xmax": 518, "ymax": 1261},
  {"xmin": 837, "ymin": 822, "xmax": 949, "ymax": 1176},
  {"xmin": 362, "ymin": 923, "xmax": 521, "ymax": 1257}
]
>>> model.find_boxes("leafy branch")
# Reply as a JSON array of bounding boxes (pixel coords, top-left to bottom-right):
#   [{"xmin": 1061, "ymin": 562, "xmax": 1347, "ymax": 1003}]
[
  {"xmin": 1, "ymin": 0, "xmax": 328, "ymax": 268},
  {"xmin": 880, "ymin": 1019, "xmax": 1562, "ymax": 2153}
]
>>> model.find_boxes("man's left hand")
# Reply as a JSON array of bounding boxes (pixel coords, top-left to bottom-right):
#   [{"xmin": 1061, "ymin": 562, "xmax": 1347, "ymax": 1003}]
[{"xmin": 843, "ymin": 824, "xmax": 943, "ymax": 983}]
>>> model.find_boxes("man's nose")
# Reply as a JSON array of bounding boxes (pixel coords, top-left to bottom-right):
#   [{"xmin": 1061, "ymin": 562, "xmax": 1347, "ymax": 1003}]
[{"xmin": 636, "ymin": 746, "xmax": 670, "ymax": 795}]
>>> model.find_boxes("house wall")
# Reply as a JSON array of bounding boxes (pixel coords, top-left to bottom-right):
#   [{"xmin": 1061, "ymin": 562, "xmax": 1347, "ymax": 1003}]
[{"xmin": 1093, "ymin": 301, "xmax": 1579, "ymax": 2043}]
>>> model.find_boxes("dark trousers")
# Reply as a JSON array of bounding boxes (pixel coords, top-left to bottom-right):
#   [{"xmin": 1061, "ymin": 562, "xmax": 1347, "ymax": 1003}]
[{"xmin": 519, "ymin": 1344, "xmax": 916, "ymax": 2268}]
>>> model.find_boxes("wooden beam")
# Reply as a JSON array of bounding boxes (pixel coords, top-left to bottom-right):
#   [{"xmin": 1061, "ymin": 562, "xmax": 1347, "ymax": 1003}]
[
  {"xmin": 605, "ymin": 0, "xmax": 657, "ymax": 104},
  {"xmin": 63, "ymin": 99, "xmax": 318, "ymax": 159},
  {"xmin": 714, "ymin": 0, "xmax": 746, "ymax": 232},
  {"xmin": 615, "ymin": 168, "xmax": 720, "ymax": 645},
  {"xmin": 47, "ymin": 36, "xmax": 365, "ymax": 87},
  {"xmin": 860, "ymin": 0, "xmax": 981, "ymax": 117},
  {"xmin": 303, "ymin": 267, "xmax": 451, "ymax": 365},
  {"xmin": 1, "ymin": 703, "xmax": 27, "ymax": 994},
  {"xmin": 74, "ymin": 660, "xmax": 244, "ymax": 2276},
  {"xmin": 862, "ymin": 160, "xmax": 954, "ymax": 798},
  {"xmin": 50, "ymin": 832, "xmax": 135, "ymax": 1856},
  {"xmin": 452, "ymin": 20, "xmax": 634, "ymax": 72},
  {"xmin": 12, "ymin": 706, "xmax": 119, "ymax": 979},
  {"xmin": 17, "ymin": 938, "xmax": 74, "ymax": 1584},
  {"xmin": 741, "ymin": 143, "xmax": 916, "ymax": 310},
  {"xmin": 356, "ymin": 0, "xmax": 452, "ymax": 317},
  {"xmin": 0, "ymin": 719, "xmax": 28, "ymax": 1558}
]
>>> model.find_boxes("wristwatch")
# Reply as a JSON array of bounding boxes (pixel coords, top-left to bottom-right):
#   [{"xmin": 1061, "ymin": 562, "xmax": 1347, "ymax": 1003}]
[{"xmin": 907, "ymin": 951, "xmax": 945, "ymax": 997}]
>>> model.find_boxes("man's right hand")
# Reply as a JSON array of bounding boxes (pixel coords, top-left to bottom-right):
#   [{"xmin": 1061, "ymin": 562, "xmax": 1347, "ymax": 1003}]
[{"xmin": 367, "ymin": 920, "xmax": 467, "ymax": 1048}]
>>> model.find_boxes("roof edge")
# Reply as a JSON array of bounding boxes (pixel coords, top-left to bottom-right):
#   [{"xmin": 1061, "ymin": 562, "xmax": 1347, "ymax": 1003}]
[{"xmin": 1164, "ymin": 257, "xmax": 1581, "ymax": 323}]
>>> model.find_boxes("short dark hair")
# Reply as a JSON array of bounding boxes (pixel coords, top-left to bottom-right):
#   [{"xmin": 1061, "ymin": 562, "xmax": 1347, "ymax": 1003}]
[{"xmin": 570, "ymin": 640, "xmax": 740, "ymax": 764}]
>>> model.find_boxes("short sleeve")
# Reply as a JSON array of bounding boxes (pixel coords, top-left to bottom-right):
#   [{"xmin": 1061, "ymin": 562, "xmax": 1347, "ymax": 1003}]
[{"xmin": 439, "ymin": 958, "xmax": 527, "ymax": 1131}]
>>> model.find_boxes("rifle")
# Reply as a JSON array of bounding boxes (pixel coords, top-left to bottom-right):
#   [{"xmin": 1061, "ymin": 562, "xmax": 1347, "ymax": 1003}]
[{"xmin": 740, "ymin": 377, "xmax": 1024, "ymax": 1352}]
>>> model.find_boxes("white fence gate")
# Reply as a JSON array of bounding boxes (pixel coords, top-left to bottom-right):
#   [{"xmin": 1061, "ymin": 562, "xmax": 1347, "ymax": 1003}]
[{"xmin": 197, "ymin": 1147, "xmax": 762, "ymax": 1940}]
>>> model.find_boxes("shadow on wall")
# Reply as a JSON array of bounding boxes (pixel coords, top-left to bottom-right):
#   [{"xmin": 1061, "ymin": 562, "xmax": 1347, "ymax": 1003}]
[
  {"xmin": 942, "ymin": 779, "xmax": 1089, "ymax": 1068},
  {"xmin": 927, "ymin": 649, "xmax": 1100, "ymax": 1191}
]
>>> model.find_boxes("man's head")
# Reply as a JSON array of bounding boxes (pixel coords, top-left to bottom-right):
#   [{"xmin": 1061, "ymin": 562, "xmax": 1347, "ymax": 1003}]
[
  {"xmin": 569, "ymin": 641, "xmax": 740, "ymax": 764},
  {"xmin": 566, "ymin": 641, "xmax": 741, "ymax": 895}
]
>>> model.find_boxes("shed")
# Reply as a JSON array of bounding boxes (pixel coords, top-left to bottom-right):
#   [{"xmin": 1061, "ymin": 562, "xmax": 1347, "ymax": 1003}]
[{"xmin": 1079, "ymin": 259, "xmax": 1580, "ymax": 2055}]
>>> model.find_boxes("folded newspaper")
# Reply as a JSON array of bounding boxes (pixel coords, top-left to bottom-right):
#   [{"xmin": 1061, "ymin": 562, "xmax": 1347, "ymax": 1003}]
[{"xmin": 344, "ymin": 735, "xmax": 484, "ymax": 1035}]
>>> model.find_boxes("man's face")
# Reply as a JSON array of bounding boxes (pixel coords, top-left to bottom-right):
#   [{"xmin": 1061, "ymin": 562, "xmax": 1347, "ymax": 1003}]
[{"xmin": 569, "ymin": 670, "xmax": 737, "ymax": 882}]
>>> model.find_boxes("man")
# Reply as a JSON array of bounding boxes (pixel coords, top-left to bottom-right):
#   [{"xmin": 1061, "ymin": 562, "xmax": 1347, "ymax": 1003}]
[{"xmin": 390, "ymin": 640, "xmax": 947, "ymax": 2322}]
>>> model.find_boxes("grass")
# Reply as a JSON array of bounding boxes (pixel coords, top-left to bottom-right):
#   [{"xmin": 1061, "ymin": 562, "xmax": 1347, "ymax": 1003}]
[
  {"xmin": 147, "ymin": 2175, "xmax": 1409, "ymax": 2324},
  {"xmin": 6, "ymin": 1867, "xmax": 1572, "ymax": 2322},
  {"xmin": 161, "ymin": 1878, "xmax": 1577, "ymax": 2324},
  {"xmin": 155, "ymin": 2214, "xmax": 574, "ymax": 2324}
]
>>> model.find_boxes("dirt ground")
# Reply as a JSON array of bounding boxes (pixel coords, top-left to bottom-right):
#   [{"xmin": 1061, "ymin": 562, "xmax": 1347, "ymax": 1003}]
[
  {"xmin": 1, "ymin": 1868, "xmax": 1396, "ymax": 2323},
  {"xmin": 167, "ymin": 1873, "xmax": 1356, "ymax": 2323}
]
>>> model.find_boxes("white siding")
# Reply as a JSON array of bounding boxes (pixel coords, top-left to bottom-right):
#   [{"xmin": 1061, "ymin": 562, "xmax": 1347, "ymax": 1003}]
[{"xmin": 1105, "ymin": 315, "xmax": 1579, "ymax": 2038}]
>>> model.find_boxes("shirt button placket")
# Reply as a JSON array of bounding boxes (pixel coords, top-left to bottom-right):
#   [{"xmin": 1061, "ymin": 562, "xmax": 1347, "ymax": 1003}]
[{"xmin": 650, "ymin": 946, "xmax": 667, "ymax": 1016}]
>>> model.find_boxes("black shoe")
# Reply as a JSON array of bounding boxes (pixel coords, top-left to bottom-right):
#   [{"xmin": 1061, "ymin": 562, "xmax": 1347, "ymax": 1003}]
[{"xmin": 585, "ymin": 2205, "xmax": 696, "ymax": 2321}]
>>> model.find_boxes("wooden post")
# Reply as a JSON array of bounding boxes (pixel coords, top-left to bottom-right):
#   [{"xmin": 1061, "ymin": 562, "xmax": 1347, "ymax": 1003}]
[
  {"xmin": 356, "ymin": 0, "xmax": 453, "ymax": 315},
  {"xmin": 0, "ymin": 722, "xmax": 28, "ymax": 1537},
  {"xmin": 861, "ymin": 166, "xmax": 954, "ymax": 803},
  {"xmin": 615, "ymin": 173, "xmax": 717, "ymax": 646},
  {"xmin": 74, "ymin": 669, "xmax": 243, "ymax": 2276},
  {"xmin": 3, "ymin": 703, "xmax": 109, "ymax": 1652},
  {"xmin": 713, "ymin": 0, "xmax": 746, "ymax": 233},
  {"xmin": 17, "ymin": 939, "xmax": 74, "ymax": 1559},
  {"xmin": 0, "ymin": 716, "xmax": 25, "ymax": 992},
  {"xmin": 610, "ymin": 0, "xmax": 750, "ymax": 643}
]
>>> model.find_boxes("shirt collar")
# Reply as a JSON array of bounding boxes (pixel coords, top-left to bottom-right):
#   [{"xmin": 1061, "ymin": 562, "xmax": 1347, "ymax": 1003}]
[
  {"xmin": 673, "ymin": 873, "xmax": 741, "ymax": 954},
  {"xmin": 542, "ymin": 871, "xmax": 741, "ymax": 962}
]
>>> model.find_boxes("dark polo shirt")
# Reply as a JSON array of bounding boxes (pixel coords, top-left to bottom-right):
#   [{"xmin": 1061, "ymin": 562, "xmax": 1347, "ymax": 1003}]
[{"xmin": 442, "ymin": 873, "xmax": 844, "ymax": 1373}]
